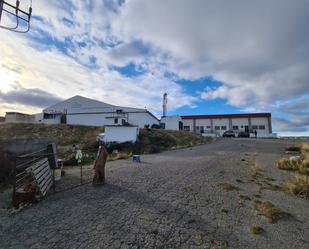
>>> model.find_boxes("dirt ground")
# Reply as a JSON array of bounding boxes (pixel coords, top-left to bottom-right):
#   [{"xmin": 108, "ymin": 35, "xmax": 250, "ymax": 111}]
[{"xmin": 0, "ymin": 138, "xmax": 309, "ymax": 249}]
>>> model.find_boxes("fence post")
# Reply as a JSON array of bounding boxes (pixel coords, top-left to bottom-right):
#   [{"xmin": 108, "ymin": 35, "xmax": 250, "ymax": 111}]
[
  {"xmin": 80, "ymin": 164, "xmax": 83, "ymax": 185},
  {"xmin": 12, "ymin": 155, "xmax": 17, "ymax": 207}
]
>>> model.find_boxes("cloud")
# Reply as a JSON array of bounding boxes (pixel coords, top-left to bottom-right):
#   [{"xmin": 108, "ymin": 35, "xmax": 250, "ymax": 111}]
[
  {"xmin": 0, "ymin": 87, "xmax": 63, "ymax": 108},
  {"xmin": 274, "ymin": 115, "xmax": 309, "ymax": 132},
  {"xmin": 1, "ymin": 0, "xmax": 309, "ymax": 134},
  {"xmin": 111, "ymin": 0, "xmax": 309, "ymax": 134},
  {"xmin": 0, "ymin": 24, "xmax": 194, "ymax": 116}
]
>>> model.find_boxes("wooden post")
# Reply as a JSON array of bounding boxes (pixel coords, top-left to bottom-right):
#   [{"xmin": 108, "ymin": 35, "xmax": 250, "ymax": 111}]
[
  {"xmin": 12, "ymin": 155, "xmax": 17, "ymax": 207},
  {"xmin": 80, "ymin": 164, "xmax": 83, "ymax": 185}
]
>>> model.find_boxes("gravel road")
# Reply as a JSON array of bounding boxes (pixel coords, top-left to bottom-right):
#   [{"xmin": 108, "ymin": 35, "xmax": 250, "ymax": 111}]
[{"xmin": 1, "ymin": 138, "xmax": 309, "ymax": 249}]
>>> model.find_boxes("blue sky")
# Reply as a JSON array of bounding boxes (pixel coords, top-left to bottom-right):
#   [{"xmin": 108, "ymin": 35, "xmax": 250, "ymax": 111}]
[{"xmin": 0, "ymin": 0, "xmax": 309, "ymax": 136}]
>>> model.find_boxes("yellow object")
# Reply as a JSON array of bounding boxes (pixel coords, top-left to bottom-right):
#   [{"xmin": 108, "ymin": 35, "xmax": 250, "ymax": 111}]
[{"xmin": 75, "ymin": 149, "xmax": 83, "ymax": 163}]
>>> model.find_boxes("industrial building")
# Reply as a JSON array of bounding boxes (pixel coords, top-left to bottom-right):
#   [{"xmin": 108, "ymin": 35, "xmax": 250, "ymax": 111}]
[
  {"xmin": 36, "ymin": 95, "xmax": 159, "ymax": 128},
  {"xmin": 4, "ymin": 112, "xmax": 35, "ymax": 123},
  {"xmin": 160, "ymin": 113, "xmax": 273, "ymax": 137}
]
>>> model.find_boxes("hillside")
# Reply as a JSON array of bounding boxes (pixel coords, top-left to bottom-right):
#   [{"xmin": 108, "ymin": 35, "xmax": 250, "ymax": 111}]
[
  {"xmin": 0, "ymin": 123, "xmax": 211, "ymax": 161},
  {"xmin": 0, "ymin": 123, "xmax": 103, "ymax": 146}
]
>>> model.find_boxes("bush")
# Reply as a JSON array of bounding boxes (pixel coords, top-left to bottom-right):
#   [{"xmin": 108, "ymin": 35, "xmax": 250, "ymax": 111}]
[
  {"xmin": 254, "ymin": 200, "xmax": 287, "ymax": 223},
  {"xmin": 151, "ymin": 124, "xmax": 161, "ymax": 129},
  {"xmin": 287, "ymin": 176, "xmax": 309, "ymax": 198},
  {"xmin": 277, "ymin": 158, "xmax": 300, "ymax": 171},
  {"xmin": 105, "ymin": 142, "xmax": 135, "ymax": 154}
]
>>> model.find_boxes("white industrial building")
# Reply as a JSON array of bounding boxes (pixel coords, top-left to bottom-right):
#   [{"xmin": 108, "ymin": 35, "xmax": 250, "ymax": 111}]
[
  {"xmin": 160, "ymin": 113, "xmax": 273, "ymax": 137},
  {"xmin": 36, "ymin": 95, "xmax": 159, "ymax": 128}
]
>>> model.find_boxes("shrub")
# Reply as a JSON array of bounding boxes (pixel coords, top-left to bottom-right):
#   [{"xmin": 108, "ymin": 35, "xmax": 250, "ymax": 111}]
[
  {"xmin": 285, "ymin": 146, "xmax": 301, "ymax": 152},
  {"xmin": 254, "ymin": 201, "xmax": 287, "ymax": 223},
  {"xmin": 277, "ymin": 158, "xmax": 300, "ymax": 171},
  {"xmin": 286, "ymin": 176, "xmax": 309, "ymax": 198},
  {"xmin": 250, "ymin": 226, "xmax": 265, "ymax": 235},
  {"xmin": 218, "ymin": 182, "xmax": 239, "ymax": 191},
  {"xmin": 151, "ymin": 124, "xmax": 161, "ymax": 129}
]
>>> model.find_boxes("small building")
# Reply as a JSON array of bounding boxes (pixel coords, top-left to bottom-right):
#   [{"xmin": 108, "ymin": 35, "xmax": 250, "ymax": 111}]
[
  {"xmin": 39, "ymin": 95, "xmax": 159, "ymax": 128},
  {"xmin": 160, "ymin": 116, "xmax": 183, "ymax": 130},
  {"xmin": 161, "ymin": 113, "xmax": 273, "ymax": 137},
  {"xmin": 103, "ymin": 125, "xmax": 139, "ymax": 143},
  {"xmin": 5, "ymin": 112, "xmax": 35, "ymax": 123}
]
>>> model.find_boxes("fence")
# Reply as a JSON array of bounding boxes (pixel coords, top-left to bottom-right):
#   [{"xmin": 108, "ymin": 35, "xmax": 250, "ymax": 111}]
[{"xmin": 11, "ymin": 145, "xmax": 97, "ymax": 207}]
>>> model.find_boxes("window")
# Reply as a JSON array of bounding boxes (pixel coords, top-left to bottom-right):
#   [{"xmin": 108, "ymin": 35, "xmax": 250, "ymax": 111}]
[
  {"xmin": 116, "ymin": 109, "xmax": 123, "ymax": 114},
  {"xmin": 200, "ymin": 126, "xmax": 204, "ymax": 133},
  {"xmin": 252, "ymin": 125, "xmax": 258, "ymax": 130},
  {"xmin": 259, "ymin": 125, "xmax": 265, "ymax": 130},
  {"xmin": 206, "ymin": 126, "xmax": 211, "ymax": 129},
  {"xmin": 160, "ymin": 123, "xmax": 166, "ymax": 129},
  {"xmin": 43, "ymin": 113, "xmax": 58, "ymax": 119},
  {"xmin": 233, "ymin": 125, "xmax": 239, "ymax": 130},
  {"xmin": 221, "ymin": 126, "xmax": 227, "ymax": 130},
  {"xmin": 215, "ymin": 126, "xmax": 220, "ymax": 130},
  {"xmin": 196, "ymin": 126, "xmax": 200, "ymax": 131},
  {"xmin": 114, "ymin": 118, "xmax": 118, "ymax": 124},
  {"xmin": 184, "ymin": 126, "xmax": 190, "ymax": 131},
  {"xmin": 122, "ymin": 119, "xmax": 126, "ymax": 125},
  {"xmin": 241, "ymin": 125, "xmax": 244, "ymax": 128}
]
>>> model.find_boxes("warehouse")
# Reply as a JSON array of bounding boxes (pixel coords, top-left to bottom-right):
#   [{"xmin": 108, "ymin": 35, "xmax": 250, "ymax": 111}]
[
  {"xmin": 37, "ymin": 95, "xmax": 159, "ymax": 128},
  {"xmin": 161, "ymin": 113, "xmax": 273, "ymax": 137},
  {"xmin": 4, "ymin": 112, "xmax": 35, "ymax": 123}
]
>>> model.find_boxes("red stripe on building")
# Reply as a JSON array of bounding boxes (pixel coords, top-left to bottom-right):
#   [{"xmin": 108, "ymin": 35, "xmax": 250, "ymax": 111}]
[{"xmin": 181, "ymin": 113, "xmax": 271, "ymax": 120}]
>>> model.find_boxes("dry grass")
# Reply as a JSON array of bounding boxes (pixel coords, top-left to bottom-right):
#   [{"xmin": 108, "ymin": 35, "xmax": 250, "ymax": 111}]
[
  {"xmin": 286, "ymin": 176, "xmax": 309, "ymax": 198},
  {"xmin": 218, "ymin": 182, "xmax": 239, "ymax": 191},
  {"xmin": 277, "ymin": 143, "xmax": 309, "ymax": 198},
  {"xmin": 254, "ymin": 200, "xmax": 287, "ymax": 223},
  {"xmin": 108, "ymin": 152, "xmax": 132, "ymax": 161},
  {"xmin": 277, "ymin": 158, "xmax": 300, "ymax": 171},
  {"xmin": 250, "ymin": 225, "xmax": 265, "ymax": 235},
  {"xmin": 239, "ymin": 194, "xmax": 251, "ymax": 201}
]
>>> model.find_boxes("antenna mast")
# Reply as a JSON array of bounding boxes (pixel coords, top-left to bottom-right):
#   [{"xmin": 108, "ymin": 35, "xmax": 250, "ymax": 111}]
[
  {"xmin": 163, "ymin": 93, "xmax": 167, "ymax": 117},
  {"xmin": 0, "ymin": 0, "xmax": 33, "ymax": 33}
]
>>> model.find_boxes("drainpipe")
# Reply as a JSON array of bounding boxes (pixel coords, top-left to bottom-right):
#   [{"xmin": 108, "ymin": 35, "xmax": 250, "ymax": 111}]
[
  {"xmin": 193, "ymin": 119, "xmax": 196, "ymax": 133},
  {"xmin": 210, "ymin": 119, "xmax": 213, "ymax": 133},
  {"xmin": 268, "ymin": 117, "xmax": 272, "ymax": 133},
  {"xmin": 248, "ymin": 117, "xmax": 252, "ymax": 132}
]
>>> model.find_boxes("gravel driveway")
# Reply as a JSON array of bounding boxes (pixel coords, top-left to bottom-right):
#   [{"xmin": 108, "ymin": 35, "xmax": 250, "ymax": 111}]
[{"xmin": 1, "ymin": 138, "xmax": 309, "ymax": 249}]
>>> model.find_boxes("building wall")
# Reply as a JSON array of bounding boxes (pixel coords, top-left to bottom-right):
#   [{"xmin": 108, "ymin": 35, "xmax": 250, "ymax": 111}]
[
  {"xmin": 250, "ymin": 117, "xmax": 270, "ymax": 134},
  {"xmin": 230, "ymin": 118, "xmax": 249, "ymax": 131},
  {"xmin": 63, "ymin": 112, "xmax": 158, "ymax": 128},
  {"xmin": 182, "ymin": 119, "xmax": 194, "ymax": 131},
  {"xmin": 160, "ymin": 116, "xmax": 182, "ymax": 130},
  {"xmin": 67, "ymin": 113, "xmax": 114, "ymax": 126},
  {"xmin": 5, "ymin": 113, "xmax": 35, "ymax": 123},
  {"xmin": 212, "ymin": 119, "xmax": 230, "ymax": 135},
  {"xmin": 104, "ymin": 126, "xmax": 139, "ymax": 143},
  {"xmin": 127, "ymin": 112, "xmax": 159, "ymax": 128},
  {"xmin": 179, "ymin": 116, "xmax": 271, "ymax": 136}
]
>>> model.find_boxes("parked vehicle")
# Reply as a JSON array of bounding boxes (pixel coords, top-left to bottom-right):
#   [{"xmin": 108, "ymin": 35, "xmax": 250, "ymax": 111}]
[
  {"xmin": 222, "ymin": 130, "xmax": 235, "ymax": 137},
  {"xmin": 238, "ymin": 131, "xmax": 250, "ymax": 138}
]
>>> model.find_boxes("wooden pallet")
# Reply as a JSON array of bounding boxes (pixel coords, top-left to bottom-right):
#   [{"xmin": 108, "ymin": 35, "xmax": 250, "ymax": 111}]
[{"xmin": 29, "ymin": 158, "xmax": 53, "ymax": 196}]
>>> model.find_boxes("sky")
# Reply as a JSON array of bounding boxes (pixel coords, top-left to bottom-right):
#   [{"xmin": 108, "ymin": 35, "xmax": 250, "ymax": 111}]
[{"xmin": 0, "ymin": 0, "xmax": 308, "ymax": 136}]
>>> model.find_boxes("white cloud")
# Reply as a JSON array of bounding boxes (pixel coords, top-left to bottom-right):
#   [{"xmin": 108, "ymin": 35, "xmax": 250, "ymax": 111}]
[{"xmin": 112, "ymin": 0, "xmax": 309, "ymax": 103}]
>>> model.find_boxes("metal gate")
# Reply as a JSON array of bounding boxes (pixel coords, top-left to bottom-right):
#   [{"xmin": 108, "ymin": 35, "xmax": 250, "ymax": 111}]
[{"xmin": 12, "ymin": 145, "xmax": 97, "ymax": 207}]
